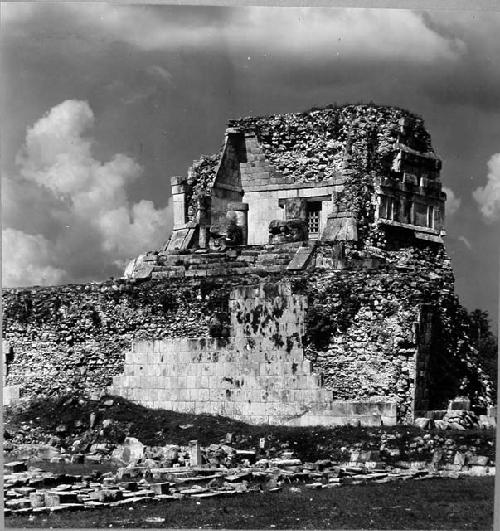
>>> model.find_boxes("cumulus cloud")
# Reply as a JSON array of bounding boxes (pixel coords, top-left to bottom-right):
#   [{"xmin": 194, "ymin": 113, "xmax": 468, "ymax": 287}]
[
  {"xmin": 473, "ymin": 153, "xmax": 500, "ymax": 223},
  {"xmin": 2, "ymin": 100, "xmax": 172, "ymax": 287},
  {"xmin": 443, "ymin": 186, "xmax": 461, "ymax": 217},
  {"xmin": 2, "ymin": 229, "xmax": 66, "ymax": 287}
]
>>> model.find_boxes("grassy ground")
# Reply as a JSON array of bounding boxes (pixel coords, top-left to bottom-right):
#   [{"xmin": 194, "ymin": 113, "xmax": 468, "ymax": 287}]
[{"xmin": 5, "ymin": 476, "xmax": 494, "ymax": 529}]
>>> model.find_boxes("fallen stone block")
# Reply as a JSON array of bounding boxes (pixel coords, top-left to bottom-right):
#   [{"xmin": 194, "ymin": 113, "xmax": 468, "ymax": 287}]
[
  {"xmin": 84, "ymin": 501, "xmax": 110, "ymax": 509},
  {"xmin": 235, "ymin": 449, "xmax": 256, "ymax": 462},
  {"xmin": 305, "ymin": 482, "xmax": 324, "ymax": 489},
  {"xmin": 271, "ymin": 458, "xmax": 302, "ymax": 467},
  {"xmin": 478, "ymin": 415, "xmax": 496, "ymax": 429},
  {"xmin": 414, "ymin": 417, "xmax": 432, "ymax": 429},
  {"xmin": 225, "ymin": 472, "xmax": 253, "ymax": 483},
  {"xmin": 5, "ymin": 498, "xmax": 32, "ymax": 510},
  {"xmin": 467, "ymin": 465, "xmax": 490, "ymax": 476},
  {"xmin": 84, "ymin": 454, "xmax": 102, "ymax": 464},
  {"xmin": 365, "ymin": 461, "xmax": 386, "ymax": 469},
  {"xmin": 468, "ymin": 455, "xmax": 490, "ymax": 466},
  {"xmin": 122, "ymin": 489, "xmax": 155, "ymax": 498},
  {"xmin": 49, "ymin": 503, "xmax": 84, "ymax": 513},
  {"xmin": 149, "ymin": 482, "xmax": 170, "ymax": 495},
  {"xmin": 89, "ymin": 489, "xmax": 124, "ymax": 502},
  {"xmin": 179, "ymin": 486, "xmax": 210, "ymax": 495},
  {"xmin": 29, "ymin": 492, "xmax": 46, "ymax": 508},
  {"xmin": 109, "ymin": 497, "xmax": 148, "ymax": 506},
  {"xmin": 44, "ymin": 491, "xmax": 80, "ymax": 506},
  {"xmin": 5, "ymin": 461, "xmax": 28, "ymax": 473},
  {"xmin": 191, "ymin": 491, "xmax": 223, "ymax": 498}
]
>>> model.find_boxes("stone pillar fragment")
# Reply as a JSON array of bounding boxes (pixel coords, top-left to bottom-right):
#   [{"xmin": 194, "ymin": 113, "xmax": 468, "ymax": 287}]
[
  {"xmin": 189, "ymin": 440, "xmax": 202, "ymax": 466},
  {"xmin": 171, "ymin": 176, "xmax": 188, "ymax": 229}
]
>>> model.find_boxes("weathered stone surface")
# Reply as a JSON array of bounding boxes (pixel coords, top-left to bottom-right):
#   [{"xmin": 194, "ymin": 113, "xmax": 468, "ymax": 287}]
[
  {"xmin": 2, "ymin": 104, "xmax": 494, "ymax": 427},
  {"xmin": 111, "ymin": 437, "xmax": 144, "ymax": 464}
]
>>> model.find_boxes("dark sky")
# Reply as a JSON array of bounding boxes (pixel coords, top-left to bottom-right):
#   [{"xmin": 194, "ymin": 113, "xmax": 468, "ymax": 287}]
[{"xmin": 1, "ymin": 4, "xmax": 499, "ymax": 332}]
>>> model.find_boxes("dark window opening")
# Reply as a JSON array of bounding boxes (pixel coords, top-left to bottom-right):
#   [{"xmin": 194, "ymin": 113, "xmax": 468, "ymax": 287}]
[{"xmin": 307, "ymin": 202, "xmax": 322, "ymax": 236}]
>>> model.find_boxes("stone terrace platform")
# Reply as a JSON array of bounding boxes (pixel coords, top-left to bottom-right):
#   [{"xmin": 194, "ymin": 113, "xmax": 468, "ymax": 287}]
[{"xmin": 125, "ymin": 242, "xmax": 317, "ymax": 280}]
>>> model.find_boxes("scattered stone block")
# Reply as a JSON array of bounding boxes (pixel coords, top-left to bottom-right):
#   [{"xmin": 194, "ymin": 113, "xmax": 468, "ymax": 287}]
[
  {"xmin": 468, "ymin": 455, "xmax": 489, "ymax": 466},
  {"xmin": 5, "ymin": 498, "xmax": 32, "ymax": 510},
  {"xmin": 414, "ymin": 417, "xmax": 431, "ymax": 429},
  {"xmin": 44, "ymin": 491, "xmax": 80, "ymax": 506},
  {"xmin": 150, "ymin": 482, "xmax": 170, "ymax": 495},
  {"xmin": 5, "ymin": 461, "xmax": 28, "ymax": 473},
  {"xmin": 29, "ymin": 492, "xmax": 46, "ymax": 508}
]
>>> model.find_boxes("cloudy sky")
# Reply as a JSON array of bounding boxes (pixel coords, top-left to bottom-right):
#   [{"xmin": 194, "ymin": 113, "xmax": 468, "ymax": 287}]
[{"xmin": 2, "ymin": 3, "xmax": 499, "ymax": 330}]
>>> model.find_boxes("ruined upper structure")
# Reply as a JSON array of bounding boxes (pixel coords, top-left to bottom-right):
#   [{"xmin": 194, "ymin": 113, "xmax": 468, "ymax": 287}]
[
  {"xmin": 6, "ymin": 104, "xmax": 493, "ymax": 426},
  {"xmin": 124, "ymin": 104, "xmax": 446, "ymax": 279}
]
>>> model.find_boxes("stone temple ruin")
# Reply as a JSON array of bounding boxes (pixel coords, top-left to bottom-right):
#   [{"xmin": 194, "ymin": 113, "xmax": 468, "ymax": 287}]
[{"xmin": 2, "ymin": 104, "xmax": 495, "ymax": 426}]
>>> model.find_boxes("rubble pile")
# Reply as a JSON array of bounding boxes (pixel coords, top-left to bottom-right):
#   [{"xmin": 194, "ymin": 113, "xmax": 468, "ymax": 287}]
[
  {"xmin": 432, "ymin": 409, "xmax": 497, "ymax": 431},
  {"xmin": 4, "ymin": 392, "xmax": 495, "ymax": 518},
  {"xmin": 4, "ymin": 432, "xmax": 495, "ymax": 518}
]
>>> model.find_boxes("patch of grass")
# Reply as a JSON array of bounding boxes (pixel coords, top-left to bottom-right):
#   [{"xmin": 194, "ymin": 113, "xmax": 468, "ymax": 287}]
[{"xmin": 5, "ymin": 477, "xmax": 494, "ymax": 529}]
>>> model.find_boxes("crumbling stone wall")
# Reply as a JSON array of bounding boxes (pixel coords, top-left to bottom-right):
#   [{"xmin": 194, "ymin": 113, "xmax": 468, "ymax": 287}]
[
  {"xmin": 1, "ymin": 278, "xmax": 249, "ymax": 400},
  {"xmin": 302, "ymin": 244, "xmax": 453, "ymax": 422},
  {"xmin": 229, "ymin": 104, "xmax": 435, "ymax": 184},
  {"xmin": 2, "ymin": 242, "xmax": 493, "ymax": 421},
  {"xmin": 109, "ymin": 282, "xmax": 397, "ymax": 426}
]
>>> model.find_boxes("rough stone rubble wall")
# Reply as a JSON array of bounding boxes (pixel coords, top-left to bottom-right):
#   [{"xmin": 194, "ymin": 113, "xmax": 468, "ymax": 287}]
[
  {"xmin": 306, "ymin": 245, "xmax": 453, "ymax": 422},
  {"xmin": 2, "ymin": 244, "xmax": 491, "ymax": 419},
  {"xmin": 109, "ymin": 282, "xmax": 396, "ymax": 426},
  {"xmin": 228, "ymin": 104, "xmax": 435, "ymax": 184},
  {"xmin": 1, "ymin": 279, "xmax": 238, "ymax": 400}
]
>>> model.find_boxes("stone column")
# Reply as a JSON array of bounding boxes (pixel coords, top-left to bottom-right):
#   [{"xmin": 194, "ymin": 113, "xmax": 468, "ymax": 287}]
[
  {"xmin": 171, "ymin": 176, "xmax": 188, "ymax": 229},
  {"xmin": 189, "ymin": 440, "xmax": 202, "ymax": 466},
  {"xmin": 196, "ymin": 196, "xmax": 211, "ymax": 249}
]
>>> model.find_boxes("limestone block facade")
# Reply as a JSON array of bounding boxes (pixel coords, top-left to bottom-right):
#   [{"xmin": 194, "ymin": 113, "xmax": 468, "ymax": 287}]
[{"xmin": 109, "ymin": 282, "xmax": 397, "ymax": 426}]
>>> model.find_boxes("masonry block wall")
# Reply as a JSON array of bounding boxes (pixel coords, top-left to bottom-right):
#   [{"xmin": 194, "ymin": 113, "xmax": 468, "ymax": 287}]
[{"xmin": 109, "ymin": 282, "xmax": 397, "ymax": 426}]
